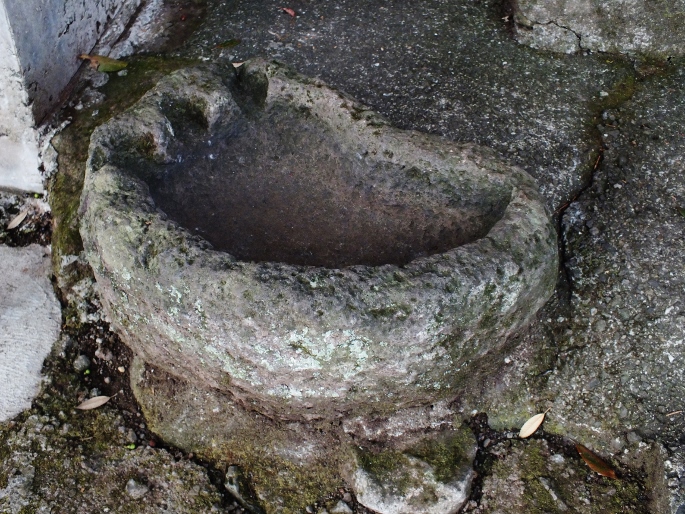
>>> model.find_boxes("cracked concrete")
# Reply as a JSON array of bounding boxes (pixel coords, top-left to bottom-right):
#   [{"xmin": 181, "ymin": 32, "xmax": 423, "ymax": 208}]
[
  {"xmin": 514, "ymin": 0, "xmax": 685, "ymax": 57},
  {"xmin": 513, "ymin": 19, "xmax": 582, "ymax": 55}
]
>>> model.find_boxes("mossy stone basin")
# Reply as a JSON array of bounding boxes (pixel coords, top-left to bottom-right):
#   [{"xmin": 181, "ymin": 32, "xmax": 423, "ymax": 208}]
[{"xmin": 79, "ymin": 59, "xmax": 558, "ymax": 420}]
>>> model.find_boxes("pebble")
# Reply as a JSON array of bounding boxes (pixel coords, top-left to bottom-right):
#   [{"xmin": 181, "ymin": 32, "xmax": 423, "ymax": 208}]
[
  {"xmin": 125, "ymin": 478, "xmax": 149, "ymax": 499},
  {"xmin": 95, "ymin": 347, "xmax": 113, "ymax": 361},
  {"xmin": 73, "ymin": 355, "xmax": 90, "ymax": 372},
  {"xmin": 626, "ymin": 431, "xmax": 642, "ymax": 444},
  {"xmin": 611, "ymin": 437, "xmax": 625, "ymax": 451},
  {"xmin": 330, "ymin": 500, "xmax": 353, "ymax": 514},
  {"xmin": 549, "ymin": 454, "xmax": 565, "ymax": 464}
]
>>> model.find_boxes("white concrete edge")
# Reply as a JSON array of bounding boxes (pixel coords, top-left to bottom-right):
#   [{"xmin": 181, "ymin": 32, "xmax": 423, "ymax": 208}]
[{"xmin": 0, "ymin": 0, "xmax": 42, "ymax": 194}]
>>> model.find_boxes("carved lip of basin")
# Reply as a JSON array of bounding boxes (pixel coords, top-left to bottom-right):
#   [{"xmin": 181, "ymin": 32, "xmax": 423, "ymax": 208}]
[{"xmin": 80, "ymin": 59, "xmax": 558, "ymax": 420}]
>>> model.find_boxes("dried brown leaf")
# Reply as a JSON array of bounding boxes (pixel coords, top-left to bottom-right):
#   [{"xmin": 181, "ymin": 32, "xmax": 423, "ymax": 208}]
[
  {"xmin": 519, "ymin": 408, "xmax": 550, "ymax": 438},
  {"xmin": 576, "ymin": 444, "xmax": 617, "ymax": 479},
  {"xmin": 280, "ymin": 7, "xmax": 296, "ymax": 17},
  {"xmin": 7, "ymin": 210, "xmax": 28, "ymax": 230},
  {"xmin": 76, "ymin": 395, "xmax": 112, "ymax": 410},
  {"xmin": 79, "ymin": 54, "xmax": 127, "ymax": 72}
]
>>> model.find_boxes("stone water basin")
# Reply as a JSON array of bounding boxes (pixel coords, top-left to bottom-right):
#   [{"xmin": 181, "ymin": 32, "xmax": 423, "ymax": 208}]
[{"xmin": 79, "ymin": 59, "xmax": 558, "ymax": 421}]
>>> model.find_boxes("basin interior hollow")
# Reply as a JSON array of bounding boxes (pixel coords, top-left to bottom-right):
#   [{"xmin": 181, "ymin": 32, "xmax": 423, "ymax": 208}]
[{"xmin": 143, "ymin": 98, "xmax": 509, "ymax": 268}]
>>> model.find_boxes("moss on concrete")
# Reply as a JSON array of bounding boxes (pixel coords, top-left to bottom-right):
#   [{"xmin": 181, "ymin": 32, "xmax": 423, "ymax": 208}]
[
  {"xmin": 356, "ymin": 449, "xmax": 415, "ymax": 496},
  {"xmin": 49, "ymin": 56, "xmax": 199, "ymax": 301},
  {"xmin": 481, "ymin": 439, "xmax": 649, "ymax": 513},
  {"xmin": 408, "ymin": 425, "xmax": 476, "ymax": 484}
]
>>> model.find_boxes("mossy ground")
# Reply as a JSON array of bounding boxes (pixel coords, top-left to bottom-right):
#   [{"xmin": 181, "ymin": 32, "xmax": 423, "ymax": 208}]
[
  {"xmin": 0, "ymin": 316, "xmax": 231, "ymax": 512},
  {"xmin": 463, "ymin": 414, "xmax": 652, "ymax": 513},
  {"xmin": 131, "ymin": 359, "xmax": 361, "ymax": 514},
  {"xmin": 486, "ymin": 439, "xmax": 647, "ymax": 513}
]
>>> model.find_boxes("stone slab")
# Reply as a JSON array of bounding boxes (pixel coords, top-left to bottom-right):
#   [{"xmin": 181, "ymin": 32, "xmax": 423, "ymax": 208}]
[
  {"xmin": 0, "ymin": 244, "xmax": 61, "ymax": 421},
  {"xmin": 458, "ymin": 62, "xmax": 685, "ymax": 513},
  {"xmin": 515, "ymin": 0, "xmax": 685, "ymax": 57}
]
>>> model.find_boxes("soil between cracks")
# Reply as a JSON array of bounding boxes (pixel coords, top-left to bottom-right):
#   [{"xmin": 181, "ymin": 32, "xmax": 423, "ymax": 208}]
[
  {"xmin": 461, "ymin": 413, "xmax": 650, "ymax": 512},
  {"xmin": 0, "ymin": 193, "xmax": 52, "ymax": 247}
]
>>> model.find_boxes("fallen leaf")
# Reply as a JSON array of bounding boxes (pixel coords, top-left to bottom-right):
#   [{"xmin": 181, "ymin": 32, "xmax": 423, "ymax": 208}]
[
  {"xmin": 7, "ymin": 210, "xmax": 28, "ymax": 230},
  {"xmin": 519, "ymin": 408, "xmax": 550, "ymax": 438},
  {"xmin": 280, "ymin": 7, "xmax": 296, "ymax": 17},
  {"xmin": 79, "ymin": 54, "xmax": 128, "ymax": 73},
  {"xmin": 576, "ymin": 444, "xmax": 617, "ymax": 479},
  {"xmin": 232, "ymin": 62, "xmax": 245, "ymax": 68},
  {"xmin": 215, "ymin": 38, "xmax": 241, "ymax": 49},
  {"xmin": 76, "ymin": 395, "xmax": 112, "ymax": 410}
]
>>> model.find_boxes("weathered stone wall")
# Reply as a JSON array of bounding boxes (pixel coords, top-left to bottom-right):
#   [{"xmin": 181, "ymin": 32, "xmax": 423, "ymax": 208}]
[
  {"xmin": 0, "ymin": 244, "xmax": 61, "ymax": 422},
  {"xmin": 0, "ymin": 0, "xmax": 140, "ymax": 192},
  {"xmin": 0, "ymin": 1, "xmax": 41, "ymax": 192},
  {"xmin": 3, "ymin": 0, "xmax": 141, "ymax": 122}
]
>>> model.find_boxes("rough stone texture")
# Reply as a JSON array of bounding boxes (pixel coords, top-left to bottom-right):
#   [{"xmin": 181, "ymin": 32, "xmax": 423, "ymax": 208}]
[
  {"xmin": 514, "ymin": 0, "xmax": 685, "ymax": 57},
  {"xmin": 0, "ymin": 0, "xmax": 40, "ymax": 193},
  {"xmin": 0, "ymin": 410, "xmax": 229, "ymax": 513},
  {"xmin": 0, "ymin": 244, "xmax": 61, "ymax": 422},
  {"xmin": 79, "ymin": 59, "xmax": 557, "ymax": 420},
  {"xmin": 554, "ymin": 65, "xmax": 685, "ymax": 511},
  {"xmin": 105, "ymin": 0, "xmax": 207, "ymax": 58},
  {"xmin": 130, "ymin": 357, "xmax": 355, "ymax": 513},
  {"xmin": 664, "ymin": 448, "xmax": 685, "ymax": 513},
  {"xmin": 181, "ymin": 0, "xmax": 635, "ymax": 212}
]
